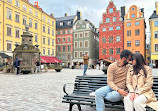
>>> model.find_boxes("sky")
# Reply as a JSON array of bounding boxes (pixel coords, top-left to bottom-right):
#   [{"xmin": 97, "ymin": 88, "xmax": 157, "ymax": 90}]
[{"xmin": 29, "ymin": 0, "xmax": 158, "ymax": 43}]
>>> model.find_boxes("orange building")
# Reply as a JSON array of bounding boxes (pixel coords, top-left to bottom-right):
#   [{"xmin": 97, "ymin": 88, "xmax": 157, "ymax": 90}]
[{"xmin": 124, "ymin": 5, "xmax": 146, "ymax": 57}]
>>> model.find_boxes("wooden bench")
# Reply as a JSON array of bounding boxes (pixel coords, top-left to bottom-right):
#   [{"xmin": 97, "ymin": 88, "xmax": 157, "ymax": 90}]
[{"xmin": 62, "ymin": 75, "xmax": 158, "ymax": 111}]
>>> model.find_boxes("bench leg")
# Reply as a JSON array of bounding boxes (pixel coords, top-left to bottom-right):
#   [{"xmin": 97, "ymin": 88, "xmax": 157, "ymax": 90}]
[
  {"xmin": 69, "ymin": 103, "xmax": 74, "ymax": 111},
  {"xmin": 77, "ymin": 104, "xmax": 82, "ymax": 111}
]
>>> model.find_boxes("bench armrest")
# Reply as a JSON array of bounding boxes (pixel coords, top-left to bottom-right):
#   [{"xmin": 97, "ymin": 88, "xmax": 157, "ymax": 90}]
[{"xmin": 63, "ymin": 83, "xmax": 74, "ymax": 95}]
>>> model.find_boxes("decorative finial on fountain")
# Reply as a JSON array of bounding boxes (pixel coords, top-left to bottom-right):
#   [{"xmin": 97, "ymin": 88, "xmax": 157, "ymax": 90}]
[{"xmin": 25, "ymin": 25, "xmax": 29, "ymax": 31}]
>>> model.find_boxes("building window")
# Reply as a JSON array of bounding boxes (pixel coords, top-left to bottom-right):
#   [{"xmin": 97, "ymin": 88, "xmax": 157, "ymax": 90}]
[
  {"xmin": 102, "ymin": 38, "xmax": 106, "ymax": 43},
  {"xmin": 48, "ymin": 38, "xmax": 50, "ymax": 45},
  {"xmin": 127, "ymin": 23, "xmax": 131, "ymax": 26},
  {"xmin": 43, "ymin": 49, "xmax": 45, "ymax": 55},
  {"xmin": 132, "ymin": 8, "xmax": 135, "ymax": 11},
  {"xmin": 35, "ymin": 11, "xmax": 38, "ymax": 17},
  {"xmin": 7, "ymin": 43, "xmax": 12, "ymax": 51},
  {"xmin": 68, "ymin": 46, "xmax": 71, "ymax": 52},
  {"xmin": 7, "ymin": 27, "xmax": 12, "ymax": 36},
  {"xmin": 85, "ymin": 32, "xmax": 88, "ymax": 37},
  {"xmin": 135, "ymin": 29, "xmax": 140, "ymax": 36},
  {"xmin": 57, "ymin": 46, "xmax": 61, "ymax": 52},
  {"xmin": 154, "ymin": 21, "xmax": 158, "ymax": 27},
  {"xmin": 79, "ymin": 52, "xmax": 83, "ymax": 58},
  {"xmin": 15, "ymin": 0, "xmax": 20, "ymax": 7},
  {"xmin": 60, "ymin": 22, "xmax": 63, "ymax": 26},
  {"xmin": 85, "ymin": 41, "xmax": 89, "ymax": 48},
  {"xmin": 79, "ymin": 33, "xmax": 83, "ymax": 38},
  {"xmin": 116, "ymin": 26, "xmax": 120, "ymax": 30},
  {"xmin": 102, "ymin": 49, "xmax": 106, "ymax": 55},
  {"xmin": 79, "ymin": 41, "xmax": 83, "ymax": 48},
  {"xmin": 74, "ymin": 52, "xmax": 78, "ymax": 58},
  {"xmin": 109, "ymin": 48, "xmax": 113, "ymax": 55},
  {"xmin": 48, "ymin": 49, "xmax": 50, "ymax": 55},
  {"xmin": 52, "ymin": 29, "xmax": 54, "ymax": 36},
  {"xmin": 127, "ymin": 30, "xmax": 131, "ymax": 36},
  {"xmin": 135, "ymin": 22, "xmax": 140, "ymax": 26},
  {"xmin": 155, "ymin": 44, "xmax": 158, "ymax": 52},
  {"xmin": 74, "ymin": 33, "xmax": 78, "ymax": 38},
  {"xmin": 43, "ymin": 26, "xmax": 45, "ymax": 32},
  {"xmin": 35, "ymin": 22, "xmax": 38, "ymax": 29},
  {"xmin": 48, "ymin": 28, "xmax": 50, "ymax": 34},
  {"xmin": 23, "ymin": 4, "xmax": 27, "ymax": 11},
  {"xmin": 67, "ymin": 21, "xmax": 71, "ymax": 25},
  {"xmin": 43, "ymin": 16, "xmax": 45, "ymax": 21},
  {"xmin": 75, "ymin": 41, "xmax": 78, "ymax": 48},
  {"xmin": 62, "ymin": 30, "xmax": 65, "ymax": 34},
  {"xmin": 68, "ymin": 30, "xmax": 71, "ymax": 34},
  {"xmin": 43, "ymin": 37, "xmax": 45, "ymax": 44},
  {"xmin": 68, "ymin": 55, "xmax": 71, "ymax": 59},
  {"xmin": 29, "ymin": 19, "xmax": 32, "ymax": 27},
  {"xmin": 62, "ymin": 46, "xmax": 66, "ymax": 52},
  {"xmin": 116, "ymin": 36, "xmax": 120, "ymax": 42},
  {"xmin": 29, "ymin": 8, "xmax": 33, "ymax": 14},
  {"xmin": 67, "ymin": 37, "xmax": 70, "ymax": 42},
  {"xmin": 109, "ymin": 8, "xmax": 113, "ymax": 13},
  {"xmin": 58, "ymin": 31, "xmax": 60, "ymax": 35},
  {"xmin": 15, "ymin": 29, "xmax": 20, "ymax": 38},
  {"xmin": 113, "ymin": 17, "xmax": 116, "ymax": 22},
  {"xmin": 52, "ymin": 21, "xmax": 54, "ymax": 26},
  {"xmin": 23, "ymin": 16, "xmax": 27, "ymax": 25},
  {"xmin": 15, "ymin": 13, "xmax": 20, "ymax": 23},
  {"xmin": 52, "ymin": 49, "xmax": 54, "ymax": 56},
  {"xmin": 106, "ymin": 18, "xmax": 110, "ymax": 23},
  {"xmin": 116, "ymin": 48, "xmax": 120, "ymax": 54},
  {"xmin": 52, "ymin": 39, "xmax": 54, "ymax": 46},
  {"xmin": 7, "ymin": 0, "xmax": 12, "ymax": 3},
  {"xmin": 127, "ymin": 41, "xmax": 131, "ymax": 47},
  {"xmin": 7, "ymin": 9, "xmax": 12, "ymax": 20},
  {"xmin": 109, "ymin": 27, "xmax": 113, "ymax": 31},
  {"xmin": 62, "ymin": 38, "xmax": 65, "ymax": 43},
  {"xmin": 48, "ymin": 18, "xmax": 50, "ymax": 23},
  {"xmin": 132, "ymin": 14, "xmax": 135, "ymax": 18},
  {"xmin": 35, "ymin": 34, "xmax": 38, "ymax": 42},
  {"xmin": 102, "ymin": 28, "xmax": 106, "ymax": 32},
  {"xmin": 155, "ymin": 31, "xmax": 158, "ymax": 39},
  {"xmin": 135, "ymin": 40, "xmax": 140, "ymax": 46},
  {"xmin": 57, "ymin": 38, "xmax": 61, "ymax": 43},
  {"xmin": 109, "ymin": 36, "xmax": 113, "ymax": 43}
]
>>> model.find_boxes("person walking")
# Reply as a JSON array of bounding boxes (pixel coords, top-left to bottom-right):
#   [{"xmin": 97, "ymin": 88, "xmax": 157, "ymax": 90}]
[
  {"xmin": 13, "ymin": 57, "xmax": 22, "ymax": 75},
  {"xmin": 35, "ymin": 60, "xmax": 41, "ymax": 73},
  {"xmin": 83, "ymin": 54, "xmax": 89, "ymax": 76},
  {"xmin": 124, "ymin": 52, "xmax": 157, "ymax": 111},
  {"xmin": 94, "ymin": 50, "xmax": 133, "ymax": 111}
]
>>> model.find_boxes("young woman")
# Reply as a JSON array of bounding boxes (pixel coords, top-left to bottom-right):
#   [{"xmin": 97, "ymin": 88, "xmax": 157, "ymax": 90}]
[{"xmin": 124, "ymin": 52, "xmax": 157, "ymax": 111}]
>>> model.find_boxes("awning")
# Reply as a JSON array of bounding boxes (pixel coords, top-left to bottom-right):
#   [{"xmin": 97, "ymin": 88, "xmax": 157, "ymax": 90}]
[
  {"xmin": 40, "ymin": 56, "xmax": 62, "ymax": 63},
  {"xmin": 0, "ymin": 53, "xmax": 11, "ymax": 58},
  {"xmin": 103, "ymin": 59, "xmax": 114, "ymax": 63}
]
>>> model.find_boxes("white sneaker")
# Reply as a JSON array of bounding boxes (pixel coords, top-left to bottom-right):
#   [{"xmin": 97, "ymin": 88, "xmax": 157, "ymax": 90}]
[{"xmin": 89, "ymin": 92, "xmax": 95, "ymax": 97}]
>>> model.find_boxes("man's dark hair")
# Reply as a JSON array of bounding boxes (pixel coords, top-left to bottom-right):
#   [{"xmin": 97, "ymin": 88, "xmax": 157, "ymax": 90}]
[{"xmin": 120, "ymin": 50, "xmax": 133, "ymax": 59}]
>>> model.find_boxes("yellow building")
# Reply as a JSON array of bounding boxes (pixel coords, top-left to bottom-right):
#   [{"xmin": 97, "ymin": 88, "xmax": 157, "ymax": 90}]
[
  {"xmin": 0, "ymin": 0, "xmax": 56, "ymax": 57},
  {"xmin": 149, "ymin": 1, "xmax": 158, "ymax": 68}
]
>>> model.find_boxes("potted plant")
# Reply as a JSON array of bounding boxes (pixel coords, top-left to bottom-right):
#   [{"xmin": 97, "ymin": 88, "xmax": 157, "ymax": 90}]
[{"xmin": 102, "ymin": 67, "xmax": 108, "ymax": 74}]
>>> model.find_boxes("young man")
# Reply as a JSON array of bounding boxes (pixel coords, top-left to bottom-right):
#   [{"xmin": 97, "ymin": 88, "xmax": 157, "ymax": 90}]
[
  {"xmin": 14, "ymin": 57, "xmax": 22, "ymax": 75},
  {"xmin": 95, "ymin": 50, "xmax": 133, "ymax": 111},
  {"xmin": 83, "ymin": 54, "xmax": 89, "ymax": 76},
  {"xmin": 35, "ymin": 60, "xmax": 41, "ymax": 73}
]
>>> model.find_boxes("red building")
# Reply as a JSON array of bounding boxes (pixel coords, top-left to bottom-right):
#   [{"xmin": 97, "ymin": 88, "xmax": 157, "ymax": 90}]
[{"xmin": 99, "ymin": 1, "xmax": 125, "ymax": 61}]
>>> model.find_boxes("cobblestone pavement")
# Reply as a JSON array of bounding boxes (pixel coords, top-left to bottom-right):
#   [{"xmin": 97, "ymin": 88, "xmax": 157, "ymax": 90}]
[{"xmin": 0, "ymin": 68, "xmax": 157, "ymax": 111}]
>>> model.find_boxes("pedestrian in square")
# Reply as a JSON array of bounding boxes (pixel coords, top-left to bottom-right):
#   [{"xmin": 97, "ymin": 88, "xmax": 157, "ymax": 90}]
[
  {"xmin": 13, "ymin": 57, "xmax": 22, "ymax": 75},
  {"xmin": 83, "ymin": 54, "xmax": 89, "ymax": 76},
  {"xmin": 35, "ymin": 60, "xmax": 41, "ymax": 73}
]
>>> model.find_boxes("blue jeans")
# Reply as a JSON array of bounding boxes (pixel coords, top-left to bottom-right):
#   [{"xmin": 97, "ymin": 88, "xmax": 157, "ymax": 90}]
[
  {"xmin": 95, "ymin": 85, "xmax": 122, "ymax": 111},
  {"xmin": 83, "ymin": 64, "xmax": 88, "ymax": 76}
]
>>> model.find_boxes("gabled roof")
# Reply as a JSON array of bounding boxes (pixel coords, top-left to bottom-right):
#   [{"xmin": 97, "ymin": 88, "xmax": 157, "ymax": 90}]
[
  {"xmin": 149, "ymin": 11, "xmax": 158, "ymax": 19},
  {"xmin": 56, "ymin": 15, "xmax": 76, "ymax": 21}
]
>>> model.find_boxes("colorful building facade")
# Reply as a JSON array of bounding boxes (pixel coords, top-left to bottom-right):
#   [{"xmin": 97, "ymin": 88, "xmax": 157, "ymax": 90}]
[
  {"xmin": 124, "ymin": 5, "xmax": 146, "ymax": 57},
  {"xmin": 0, "ymin": 0, "xmax": 56, "ymax": 57},
  {"xmin": 73, "ymin": 19, "xmax": 99, "ymax": 66},
  {"xmin": 56, "ymin": 11, "xmax": 81, "ymax": 67},
  {"xmin": 149, "ymin": 1, "xmax": 158, "ymax": 68},
  {"xmin": 99, "ymin": 1, "xmax": 125, "ymax": 61}
]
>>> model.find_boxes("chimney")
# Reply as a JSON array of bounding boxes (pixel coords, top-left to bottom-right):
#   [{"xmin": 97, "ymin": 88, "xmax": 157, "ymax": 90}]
[
  {"xmin": 156, "ymin": 2, "xmax": 158, "ymax": 15},
  {"xmin": 65, "ymin": 13, "xmax": 68, "ymax": 17},
  {"xmin": 120, "ymin": 6, "xmax": 126, "ymax": 21},
  {"xmin": 77, "ymin": 11, "xmax": 82, "ymax": 20}
]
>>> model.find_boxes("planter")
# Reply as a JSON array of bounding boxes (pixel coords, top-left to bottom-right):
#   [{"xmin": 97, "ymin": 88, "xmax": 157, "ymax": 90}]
[{"xmin": 55, "ymin": 69, "xmax": 62, "ymax": 72}]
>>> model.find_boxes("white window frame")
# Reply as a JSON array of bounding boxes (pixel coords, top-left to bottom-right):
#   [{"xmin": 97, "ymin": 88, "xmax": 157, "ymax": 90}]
[
  {"xmin": 102, "ymin": 28, "xmax": 106, "ymax": 32},
  {"xmin": 29, "ymin": 8, "xmax": 33, "ymax": 14},
  {"xmin": 116, "ymin": 36, "xmax": 120, "ymax": 42},
  {"xmin": 74, "ymin": 41, "xmax": 78, "ymax": 48},
  {"xmin": 29, "ymin": 19, "xmax": 33, "ymax": 28},
  {"xmin": 23, "ymin": 4, "xmax": 27, "ymax": 11},
  {"xmin": 43, "ymin": 16, "xmax": 45, "ymax": 21},
  {"xmin": 74, "ymin": 33, "xmax": 78, "ymax": 38},
  {"xmin": 79, "ymin": 51, "xmax": 83, "ymax": 58},
  {"xmin": 43, "ymin": 48, "xmax": 45, "ymax": 55},
  {"xmin": 48, "ymin": 38, "xmax": 50, "ymax": 45},
  {"xmin": 15, "ymin": 28, "xmax": 20, "ymax": 38},
  {"xmin": 35, "ymin": 21, "xmax": 38, "ymax": 29},
  {"xmin": 79, "ymin": 32, "xmax": 83, "ymax": 38},
  {"xmin": 35, "ymin": 34, "xmax": 38, "ymax": 42},
  {"xmin": 15, "ymin": 0, "xmax": 20, "ymax": 7},
  {"xmin": 7, "ymin": 26, "xmax": 12, "ymax": 36},
  {"xmin": 7, "ymin": 8, "xmax": 12, "ymax": 20},
  {"xmin": 43, "ymin": 36, "xmax": 46, "ymax": 44},
  {"xmin": 7, "ymin": 0, "xmax": 12, "ymax": 3},
  {"xmin": 7, "ymin": 42, "xmax": 12, "ymax": 51},
  {"xmin": 74, "ymin": 51, "xmax": 78, "ymax": 58},
  {"xmin": 52, "ymin": 39, "xmax": 54, "ymax": 46},
  {"xmin": 84, "ymin": 51, "xmax": 89, "ymax": 55},
  {"xmin": 79, "ymin": 41, "xmax": 83, "ymax": 48},
  {"xmin": 84, "ymin": 40, "xmax": 89, "ymax": 48},
  {"xmin": 15, "ymin": 12, "xmax": 20, "ymax": 23},
  {"xmin": 48, "ymin": 49, "xmax": 50, "ymax": 55},
  {"xmin": 35, "ymin": 11, "xmax": 38, "ymax": 17},
  {"xmin": 23, "ymin": 15, "xmax": 27, "ymax": 25}
]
